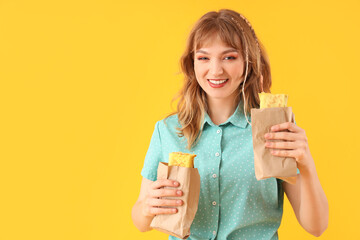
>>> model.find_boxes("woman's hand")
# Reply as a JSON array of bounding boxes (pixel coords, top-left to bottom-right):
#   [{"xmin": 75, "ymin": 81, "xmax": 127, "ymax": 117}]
[
  {"xmin": 264, "ymin": 122, "xmax": 314, "ymax": 171},
  {"xmin": 142, "ymin": 179, "xmax": 183, "ymax": 217}
]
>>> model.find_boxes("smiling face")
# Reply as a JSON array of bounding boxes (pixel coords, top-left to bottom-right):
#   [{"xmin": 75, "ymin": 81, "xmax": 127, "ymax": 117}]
[{"xmin": 194, "ymin": 33, "xmax": 245, "ymax": 103}]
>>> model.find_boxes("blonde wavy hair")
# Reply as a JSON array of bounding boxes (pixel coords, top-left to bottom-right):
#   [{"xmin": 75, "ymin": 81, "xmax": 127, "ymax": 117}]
[{"xmin": 164, "ymin": 9, "xmax": 272, "ymax": 150}]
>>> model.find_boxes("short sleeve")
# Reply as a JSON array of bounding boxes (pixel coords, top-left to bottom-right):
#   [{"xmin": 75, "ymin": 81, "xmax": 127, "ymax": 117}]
[{"xmin": 141, "ymin": 121, "xmax": 163, "ymax": 181}]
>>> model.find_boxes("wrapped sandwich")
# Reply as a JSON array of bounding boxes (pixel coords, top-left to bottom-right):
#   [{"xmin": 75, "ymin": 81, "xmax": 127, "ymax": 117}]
[
  {"xmin": 259, "ymin": 92, "xmax": 288, "ymax": 108},
  {"xmin": 150, "ymin": 152, "xmax": 201, "ymax": 239},
  {"xmin": 168, "ymin": 152, "xmax": 196, "ymax": 168},
  {"xmin": 251, "ymin": 92, "xmax": 298, "ymax": 184}
]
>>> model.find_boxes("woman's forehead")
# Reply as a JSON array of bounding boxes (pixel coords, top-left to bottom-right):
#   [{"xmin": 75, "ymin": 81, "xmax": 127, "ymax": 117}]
[
  {"xmin": 195, "ymin": 42, "xmax": 240, "ymax": 55},
  {"xmin": 194, "ymin": 32, "xmax": 241, "ymax": 52}
]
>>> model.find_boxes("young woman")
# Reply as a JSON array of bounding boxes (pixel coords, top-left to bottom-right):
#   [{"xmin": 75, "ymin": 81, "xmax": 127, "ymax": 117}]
[{"xmin": 132, "ymin": 9, "xmax": 328, "ymax": 240}]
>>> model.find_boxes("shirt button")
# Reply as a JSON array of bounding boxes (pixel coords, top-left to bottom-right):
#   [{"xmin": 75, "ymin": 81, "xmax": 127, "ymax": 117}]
[
  {"xmin": 213, "ymin": 231, "xmax": 216, "ymax": 235},
  {"xmin": 215, "ymin": 152, "xmax": 220, "ymax": 157},
  {"xmin": 212, "ymin": 174, "xmax": 217, "ymax": 178},
  {"xmin": 216, "ymin": 129, "xmax": 221, "ymax": 134},
  {"xmin": 212, "ymin": 201, "xmax": 217, "ymax": 206}
]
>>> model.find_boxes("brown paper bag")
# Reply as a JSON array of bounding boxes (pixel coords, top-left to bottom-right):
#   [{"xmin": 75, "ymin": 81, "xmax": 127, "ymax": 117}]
[
  {"xmin": 251, "ymin": 107, "xmax": 298, "ymax": 184},
  {"xmin": 150, "ymin": 162, "xmax": 201, "ymax": 239}
]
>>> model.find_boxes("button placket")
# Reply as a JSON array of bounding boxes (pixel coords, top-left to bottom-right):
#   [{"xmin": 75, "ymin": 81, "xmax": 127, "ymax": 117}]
[
  {"xmin": 215, "ymin": 128, "xmax": 222, "ymax": 158},
  {"xmin": 209, "ymin": 125, "xmax": 221, "ymax": 236}
]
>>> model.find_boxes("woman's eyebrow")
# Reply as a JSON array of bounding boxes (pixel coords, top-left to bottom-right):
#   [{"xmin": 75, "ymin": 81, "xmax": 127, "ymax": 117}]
[{"xmin": 195, "ymin": 49, "xmax": 238, "ymax": 54}]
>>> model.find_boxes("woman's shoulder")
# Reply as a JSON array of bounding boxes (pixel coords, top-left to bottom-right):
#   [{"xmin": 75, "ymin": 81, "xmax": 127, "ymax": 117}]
[
  {"xmin": 154, "ymin": 113, "xmax": 181, "ymax": 133},
  {"xmin": 160, "ymin": 113, "xmax": 180, "ymax": 127}
]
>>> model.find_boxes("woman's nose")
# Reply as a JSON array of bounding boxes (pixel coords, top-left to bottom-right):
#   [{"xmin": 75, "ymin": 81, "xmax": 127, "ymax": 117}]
[{"xmin": 209, "ymin": 60, "xmax": 224, "ymax": 76}]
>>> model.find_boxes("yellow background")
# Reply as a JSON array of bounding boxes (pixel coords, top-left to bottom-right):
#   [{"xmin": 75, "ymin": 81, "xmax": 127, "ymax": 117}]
[{"xmin": 0, "ymin": 0, "xmax": 359, "ymax": 239}]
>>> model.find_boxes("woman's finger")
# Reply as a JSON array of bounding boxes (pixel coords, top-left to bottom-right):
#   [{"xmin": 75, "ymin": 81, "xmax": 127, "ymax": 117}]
[
  {"xmin": 265, "ymin": 131, "xmax": 300, "ymax": 141},
  {"xmin": 151, "ymin": 188, "xmax": 183, "ymax": 198},
  {"xmin": 149, "ymin": 206, "xmax": 178, "ymax": 215},
  {"xmin": 270, "ymin": 149, "xmax": 297, "ymax": 158},
  {"xmin": 147, "ymin": 198, "xmax": 183, "ymax": 208},
  {"xmin": 265, "ymin": 140, "xmax": 305, "ymax": 150},
  {"xmin": 270, "ymin": 122, "xmax": 302, "ymax": 133},
  {"xmin": 152, "ymin": 179, "xmax": 180, "ymax": 190}
]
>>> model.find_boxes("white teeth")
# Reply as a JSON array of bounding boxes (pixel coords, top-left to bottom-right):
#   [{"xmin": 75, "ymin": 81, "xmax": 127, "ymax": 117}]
[{"xmin": 209, "ymin": 79, "xmax": 228, "ymax": 84}]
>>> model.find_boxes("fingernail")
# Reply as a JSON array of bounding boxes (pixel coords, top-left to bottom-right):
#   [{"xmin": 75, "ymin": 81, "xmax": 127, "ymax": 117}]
[
  {"xmin": 177, "ymin": 190, "xmax": 182, "ymax": 195},
  {"xmin": 265, "ymin": 133, "xmax": 269, "ymax": 138},
  {"xmin": 173, "ymin": 182, "xmax": 179, "ymax": 186},
  {"xmin": 177, "ymin": 200, "xmax": 182, "ymax": 204}
]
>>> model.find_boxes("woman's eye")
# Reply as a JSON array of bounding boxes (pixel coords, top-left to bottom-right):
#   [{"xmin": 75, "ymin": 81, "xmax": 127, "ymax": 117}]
[{"xmin": 196, "ymin": 56, "xmax": 237, "ymax": 61}]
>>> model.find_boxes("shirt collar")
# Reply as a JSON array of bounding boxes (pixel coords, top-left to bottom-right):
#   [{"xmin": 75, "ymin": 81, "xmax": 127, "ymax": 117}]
[{"xmin": 202, "ymin": 100, "xmax": 250, "ymax": 129}]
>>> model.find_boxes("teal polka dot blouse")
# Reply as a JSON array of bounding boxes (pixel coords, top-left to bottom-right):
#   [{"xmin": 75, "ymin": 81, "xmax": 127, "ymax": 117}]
[{"xmin": 141, "ymin": 101, "xmax": 299, "ymax": 240}]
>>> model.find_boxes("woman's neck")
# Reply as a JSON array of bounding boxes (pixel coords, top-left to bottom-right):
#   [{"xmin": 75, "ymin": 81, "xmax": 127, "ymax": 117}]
[{"xmin": 207, "ymin": 96, "xmax": 238, "ymax": 125}]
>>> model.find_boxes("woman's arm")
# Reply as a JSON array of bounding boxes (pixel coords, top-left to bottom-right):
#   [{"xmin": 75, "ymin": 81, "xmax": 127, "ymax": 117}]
[
  {"xmin": 131, "ymin": 177, "xmax": 183, "ymax": 232},
  {"xmin": 131, "ymin": 178, "xmax": 155, "ymax": 232},
  {"xmin": 264, "ymin": 122, "xmax": 329, "ymax": 237},
  {"xmin": 282, "ymin": 161, "xmax": 329, "ymax": 237}
]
